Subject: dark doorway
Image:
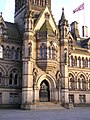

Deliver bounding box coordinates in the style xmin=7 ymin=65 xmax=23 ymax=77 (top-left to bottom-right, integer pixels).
xmin=39 ymin=80 xmax=50 ymax=102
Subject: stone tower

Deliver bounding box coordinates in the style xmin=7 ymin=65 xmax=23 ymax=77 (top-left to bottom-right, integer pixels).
xmin=58 ymin=8 xmax=69 ymax=106
xmin=15 ymin=0 xmax=57 ymax=110
xmin=14 ymin=0 xmax=51 ymax=35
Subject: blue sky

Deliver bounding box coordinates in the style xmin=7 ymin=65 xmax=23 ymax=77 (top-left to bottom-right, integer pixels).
xmin=0 ymin=0 xmax=90 ymax=36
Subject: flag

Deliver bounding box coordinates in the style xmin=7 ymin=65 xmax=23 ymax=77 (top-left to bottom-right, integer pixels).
xmin=73 ymin=3 xmax=84 ymax=14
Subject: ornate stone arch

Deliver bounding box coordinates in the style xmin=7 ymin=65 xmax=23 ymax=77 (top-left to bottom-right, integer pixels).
xmin=37 ymin=74 xmax=56 ymax=90
xmin=77 ymin=72 xmax=87 ymax=90
xmin=37 ymin=74 xmax=56 ymax=102
xmin=0 ymin=65 xmax=6 ymax=75
xmin=77 ymin=72 xmax=87 ymax=80
xmin=48 ymin=42 xmax=56 ymax=59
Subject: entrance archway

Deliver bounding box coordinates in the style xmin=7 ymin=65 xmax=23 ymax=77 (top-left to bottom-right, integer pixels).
xmin=39 ymin=80 xmax=50 ymax=102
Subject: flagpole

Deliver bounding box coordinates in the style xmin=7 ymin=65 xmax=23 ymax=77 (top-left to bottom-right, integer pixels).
xmin=83 ymin=2 xmax=85 ymax=26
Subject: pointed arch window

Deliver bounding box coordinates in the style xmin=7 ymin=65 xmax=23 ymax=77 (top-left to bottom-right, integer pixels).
xmin=81 ymin=57 xmax=84 ymax=68
xmin=40 ymin=43 xmax=46 ymax=58
xmin=77 ymin=57 xmax=81 ymax=67
xmin=49 ymin=44 xmax=56 ymax=59
xmin=77 ymin=79 xmax=81 ymax=89
xmin=11 ymin=47 xmax=15 ymax=60
xmin=74 ymin=56 xmax=77 ymax=66
xmin=77 ymin=74 xmax=86 ymax=90
xmin=69 ymin=73 xmax=75 ymax=90
xmin=15 ymin=48 xmax=21 ymax=61
xmin=85 ymin=58 xmax=88 ymax=68
xmin=69 ymin=55 xmax=73 ymax=67
xmin=5 ymin=46 xmax=10 ymax=59
xmin=9 ymin=68 xmax=20 ymax=86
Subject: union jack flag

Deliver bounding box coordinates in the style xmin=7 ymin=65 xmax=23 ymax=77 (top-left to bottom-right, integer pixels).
xmin=73 ymin=3 xmax=84 ymax=14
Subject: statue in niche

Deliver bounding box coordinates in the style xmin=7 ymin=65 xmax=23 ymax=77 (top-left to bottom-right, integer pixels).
xmin=56 ymin=71 xmax=61 ymax=89
xmin=33 ymin=68 xmax=38 ymax=86
xmin=28 ymin=42 xmax=32 ymax=57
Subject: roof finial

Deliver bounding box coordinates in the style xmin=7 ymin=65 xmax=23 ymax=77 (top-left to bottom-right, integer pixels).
xmin=0 ymin=12 xmax=2 ymax=17
xmin=62 ymin=8 xmax=64 ymax=13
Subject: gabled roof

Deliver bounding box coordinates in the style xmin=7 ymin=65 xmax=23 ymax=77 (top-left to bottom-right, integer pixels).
xmin=34 ymin=6 xmax=58 ymax=35
xmin=5 ymin=22 xmax=21 ymax=40
xmin=0 ymin=13 xmax=21 ymax=41
xmin=40 ymin=20 xmax=55 ymax=36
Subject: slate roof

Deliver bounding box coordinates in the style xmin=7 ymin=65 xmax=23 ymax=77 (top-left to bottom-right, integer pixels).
xmin=39 ymin=20 xmax=55 ymax=36
xmin=80 ymin=38 xmax=90 ymax=48
xmin=5 ymin=22 xmax=21 ymax=41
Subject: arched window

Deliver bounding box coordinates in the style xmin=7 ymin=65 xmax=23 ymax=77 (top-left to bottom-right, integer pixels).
xmin=9 ymin=68 xmax=20 ymax=86
xmin=69 ymin=73 xmax=75 ymax=90
xmin=77 ymin=57 xmax=81 ymax=67
xmin=15 ymin=48 xmax=21 ymax=61
xmin=74 ymin=56 xmax=77 ymax=66
xmin=52 ymin=46 xmax=55 ymax=59
xmin=5 ymin=46 xmax=10 ymax=59
xmin=77 ymin=79 xmax=81 ymax=89
xmin=77 ymin=74 xmax=86 ymax=90
xmin=49 ymin=44 xmax=56 ymax=59
xmin=69 ymin=55 xmax=73 ymax=67
xmin=40 ymin=43 xmax=46 ymax=58
xmin=11 ymin=47 xmax=15 ymax=60
xmin=81 ymin=57 xmax=84 ymax=68
xmin=0 ymin=45 xmax=3 ymax=58
xmin=85 ymin=58 xmax=88 ymax=68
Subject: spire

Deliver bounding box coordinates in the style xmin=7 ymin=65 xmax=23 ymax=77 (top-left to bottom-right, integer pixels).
xmin=61 ymin=8 xmax=66 ymax=21
xmin=0 ymin=12 xmax=4 ymax=24
xmin=59 ymin=8 xmax=68 ymax=26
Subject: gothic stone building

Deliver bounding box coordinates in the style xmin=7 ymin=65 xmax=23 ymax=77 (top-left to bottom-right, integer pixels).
xmin=0 ymin=0 xmax=90 ymax=109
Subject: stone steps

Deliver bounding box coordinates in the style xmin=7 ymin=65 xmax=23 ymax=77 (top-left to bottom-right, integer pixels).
xmin=35 ymin=102 xmax=64 ymax=110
